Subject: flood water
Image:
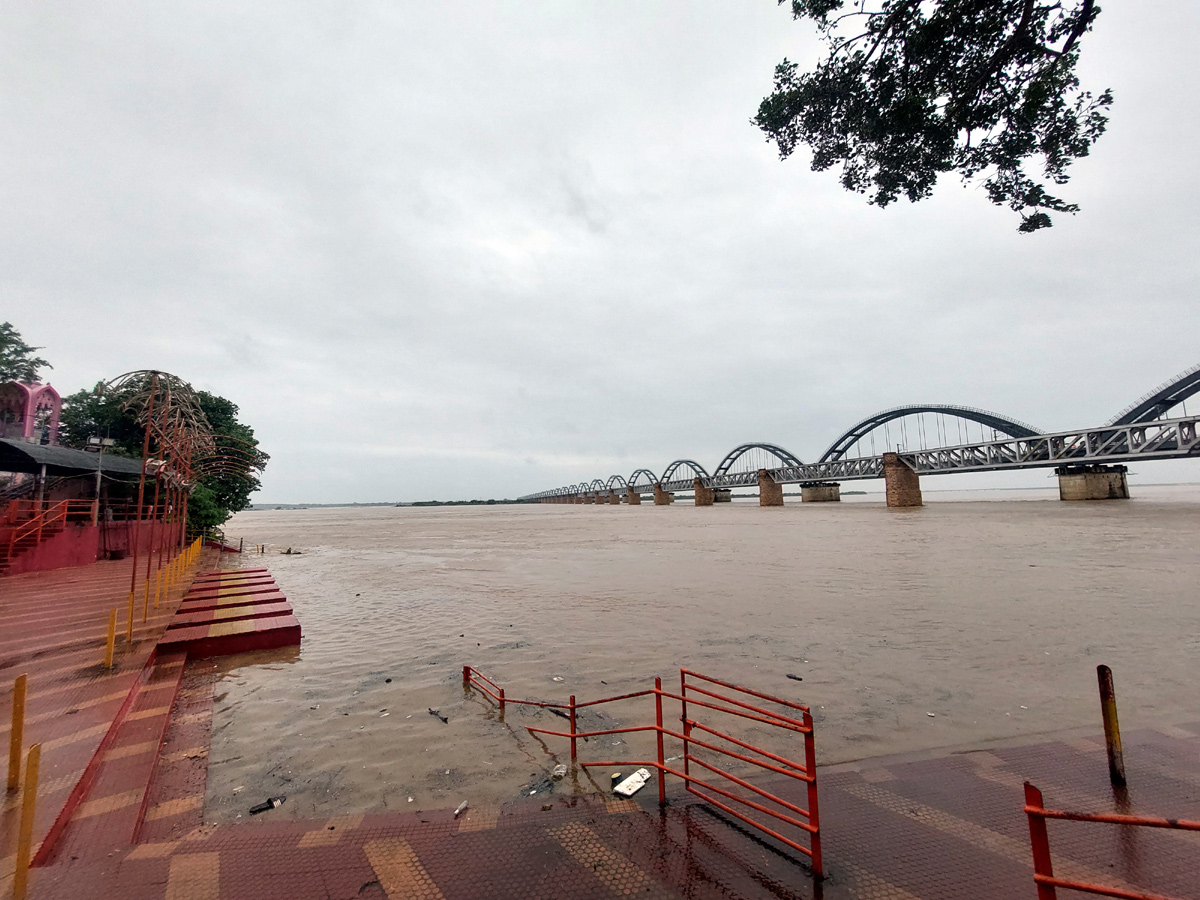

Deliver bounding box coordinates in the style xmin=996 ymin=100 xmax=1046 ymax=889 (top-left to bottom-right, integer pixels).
xmin=204 ymin=486 xmax=1200 ymax=823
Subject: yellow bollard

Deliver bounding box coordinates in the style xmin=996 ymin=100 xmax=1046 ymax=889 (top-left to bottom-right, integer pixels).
xmin=142 ymin=577 xmax=151 ymax=623
xmin=12 ymin=742 xmax=41 ymax=900
xmin=7 ymin=673 xmax=27 ymax=791
xmin=1097 ymin=665 xmax=1126 ymax=786
xmin=126 ymin=590 xmax=135 ymax=642
xmin=153 ymin=570 xmax=161 ymax=609
xmin=104 ymin=610 xmax=117 ymax=669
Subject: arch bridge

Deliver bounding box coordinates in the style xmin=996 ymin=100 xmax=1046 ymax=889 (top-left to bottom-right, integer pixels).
xmin=526 ymin=364 xmax=1200 ymax=508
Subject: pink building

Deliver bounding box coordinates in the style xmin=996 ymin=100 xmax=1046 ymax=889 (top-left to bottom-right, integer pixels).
xmin=0 ymin=380 xmax=62 ymax=444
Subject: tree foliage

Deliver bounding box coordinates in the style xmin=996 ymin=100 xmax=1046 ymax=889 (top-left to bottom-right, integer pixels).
xmin=0 ymin=322 xmax=52 ymax=382
xmin=753 ymin=0 xmax=1111 ymax=231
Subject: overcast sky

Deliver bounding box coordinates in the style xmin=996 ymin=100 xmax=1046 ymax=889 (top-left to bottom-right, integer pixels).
xmin=4 ymin=2 xmax=1199 ymax=502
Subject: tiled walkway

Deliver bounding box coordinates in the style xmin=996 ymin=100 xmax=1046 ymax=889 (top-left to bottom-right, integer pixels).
xmin=4 ymin=556 xmax=1198 ymax=899
xmin=0 ymin=552 xmax=203 ymax=897
xmin=13 ymin=722 xmax=1200 ymax=900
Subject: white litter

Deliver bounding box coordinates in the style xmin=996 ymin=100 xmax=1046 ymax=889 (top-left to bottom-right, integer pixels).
xmin=926 ymin=712 xmax=936 ymax=717
xmin=614 ymin=768 xmax=652 ymax=798
xmin=454 ymin=801 xmax=469 ymax=818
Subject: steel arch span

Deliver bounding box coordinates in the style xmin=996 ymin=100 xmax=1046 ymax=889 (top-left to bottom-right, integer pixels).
xmin=818 ymin=404 xmax=1043 ymax=462
xmin=605 ymin=474 xmax=628 ymax=490
xmin=712 ymin=443 xmax=803 ymax=476
xmin=660 ymin=459 xmax=709 ymax=482
xmin=628 ymin=468 xmax=658 ymax=489
xmin=1108 ymin=362 xmax=1200 ymax=426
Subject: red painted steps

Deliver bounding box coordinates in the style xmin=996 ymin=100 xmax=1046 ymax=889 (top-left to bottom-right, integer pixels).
xmin=158 ymin=566 xmax=302 ymax=659
xmin=38 ymin=651 xmax=187 ymax=863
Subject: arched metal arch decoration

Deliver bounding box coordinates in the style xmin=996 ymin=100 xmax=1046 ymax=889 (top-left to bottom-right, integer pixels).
xmin=1108 ymin=362 xmax=1200 ymax=426
xmin=589 ymin=479 xmax=607 ymax=492
xmin=628 ymin=468 xmax=658 ymax=487
xmin=660 ymin=459 xmax=710 ymax=482
xmin=712 ymin=443 xmax=803 ymax=476
xmin=605 ymin=474 xmax=627 ymax=490
xmin=818 ymin=404 xmax=1042 ymax=462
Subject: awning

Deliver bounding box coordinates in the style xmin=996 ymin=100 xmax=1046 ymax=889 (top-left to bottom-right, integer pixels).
xmin=0 ymin=439 xmax=146 ymax=477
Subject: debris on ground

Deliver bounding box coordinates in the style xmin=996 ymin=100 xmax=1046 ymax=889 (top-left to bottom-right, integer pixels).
xmin=428 ymin=708 xmax=448 ymax=723
xmin=551 ymin=764 xmax=568 ymax=780
xmin=541 ymin=804 xmax=553 ymax=811
xmin=614 ymin=769 xmax=652 ymax=798
xmin=249 ymin=796 xmax=286 ymax=815
xmin=926 ymin=712 xmax=936 ymax=717
xmin=785 ymin=673 xmax=803 ymax=682
xmin=548 ymin=708 xmax=570 ymax=721
xmin=520 ymin=773 xmax=555 ymax=798
xmin=453 ymin=801 xmax=469 ymax=818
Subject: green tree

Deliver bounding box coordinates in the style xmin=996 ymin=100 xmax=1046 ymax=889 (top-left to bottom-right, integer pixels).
xmin=754 ymin=1 xmax=1111 ymax=232
xmin=0 ymin=322 xmax=52 ymax=382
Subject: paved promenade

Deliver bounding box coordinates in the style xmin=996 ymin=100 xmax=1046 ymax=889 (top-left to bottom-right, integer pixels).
xmin=3 ymin=557 xmax=1198 ymax=899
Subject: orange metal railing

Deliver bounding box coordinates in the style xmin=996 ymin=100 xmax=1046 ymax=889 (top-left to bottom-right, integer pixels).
xmin=463 ymin=665 xmax=822 ymax=877
xmin=1024 ymin=782 xmax=1200 ymax=900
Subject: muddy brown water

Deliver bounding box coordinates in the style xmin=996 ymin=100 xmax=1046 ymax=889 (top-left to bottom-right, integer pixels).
xmin=204 ymin=486 xmax=1200 ymax=823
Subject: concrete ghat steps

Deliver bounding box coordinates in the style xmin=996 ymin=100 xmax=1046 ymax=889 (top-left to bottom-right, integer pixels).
xmin=37 ymin=652 xmax=186 ymax=864
xmin=158 ymin=568 xmax=301 ymax=659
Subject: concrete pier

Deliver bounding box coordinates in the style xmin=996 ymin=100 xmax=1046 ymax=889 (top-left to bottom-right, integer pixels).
xmin=693 ymin=478 xmax=714 ymax=506
xmin=757 ymin=469 xmax=783 ymax=506
xmin=801 ymin=482 xmax=841 ymax=502
xmin=609 ymin=491 xmax=621 ymax=505
xmin=626 ymin=488 xmax=641 ymax=505
xmin=653 ymin=483 xmax=674 ymax=505
xmin=883 ymin=453 xmax=922 ymax=508
xmin=584 ymin=493 xmax=596 ymax=504
xmin=1057 ymin=464 xmax=1130 ymax=500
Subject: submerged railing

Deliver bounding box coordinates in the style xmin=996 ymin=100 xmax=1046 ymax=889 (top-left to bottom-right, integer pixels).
xmin=462 ymin=665 xmax=822 ymax=877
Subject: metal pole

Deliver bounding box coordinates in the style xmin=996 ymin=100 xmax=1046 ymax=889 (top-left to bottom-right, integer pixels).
xmin=12 ymin=743 xmax=41 ymax=900
xmin=1024 ymin=782 xmax=1058 ymax=900
xmin=680 ymin=670 xmax=690 ymax=787
xmin=569 ymin=695 xmax=577 ymax=762
xmin=7 ymin=673 xmax=27 ymax=791
xmin=804 ymin=709 xmax=822 ymax=878
xmin=654 ymin=677 xmax=666 ymax=804
xmin=104 ymin=610 xmax=117 ymax=669
xmin=143 ymin=471 xmax=162 ymax=622
xmin=92 ymin=445 xmax=103 ymax=527
xmin=1097 ymin=665 xmax=1126 ymax=786
xmin=127 ymin=374 xmax=157 ymax=630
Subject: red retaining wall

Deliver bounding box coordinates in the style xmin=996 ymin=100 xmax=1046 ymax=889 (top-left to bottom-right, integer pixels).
xmin=4 ymin=521 xmax=184 ymax=577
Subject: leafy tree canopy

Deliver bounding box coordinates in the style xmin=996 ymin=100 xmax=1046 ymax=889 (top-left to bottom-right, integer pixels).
xmin=754 ymin=0 xmax=1111 ymax=232
xmin=0 ymin=322 xmax=52 ymax=382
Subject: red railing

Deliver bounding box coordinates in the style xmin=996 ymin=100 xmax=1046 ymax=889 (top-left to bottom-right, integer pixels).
xmin=3 ymin=500 xmax=96 ymax=559
xmin=1024 ymin=782 xmax=1200 ymax=900
xmin=3 ymin=499 xmax=168 ymax=527
xmin=462 ymin=665 xmax=822 ymax=877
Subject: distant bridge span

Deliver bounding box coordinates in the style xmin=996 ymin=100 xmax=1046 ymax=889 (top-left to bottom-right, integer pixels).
xmin=526 ymin=364 xmax=1200 ymax=507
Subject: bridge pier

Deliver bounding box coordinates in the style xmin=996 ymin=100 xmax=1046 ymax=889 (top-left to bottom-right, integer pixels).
xmin=1056 ymin=465 xmax=1129 ymax=500
xmin=883 ymin=453 xmax=922 ymax=507
xmin=584 ymin=493 xmax=596 ymax=504
xmin=609 ymin=491 xmax=621 ymax=505
xmin=627 ymin=488 xmax=641 ymax=505
xmin=653 ymin=483 xmax=673 ymax=505
xmin=801 ymin=482 xmax=841 ymax=502
xmin=714 ymin=489 xmax=731 ymax=503
xmin=757 ymin=469 xmax=784 ymax=506
xmin=693 ymin=478 xmax=714 ymax=506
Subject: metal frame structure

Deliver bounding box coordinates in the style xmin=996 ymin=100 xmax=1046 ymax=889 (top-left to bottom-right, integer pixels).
xmin=463 ymin=666 xmax=822 ymax=877
xmin=818 ymin=404 xmax=1042 ymax=462
xmin=1024 ymin=782 xmax=1200 ymax=899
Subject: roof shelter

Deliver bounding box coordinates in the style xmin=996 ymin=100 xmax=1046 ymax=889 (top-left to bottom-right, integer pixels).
xmin=0 ymin=438 xmax=145 ymax=477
